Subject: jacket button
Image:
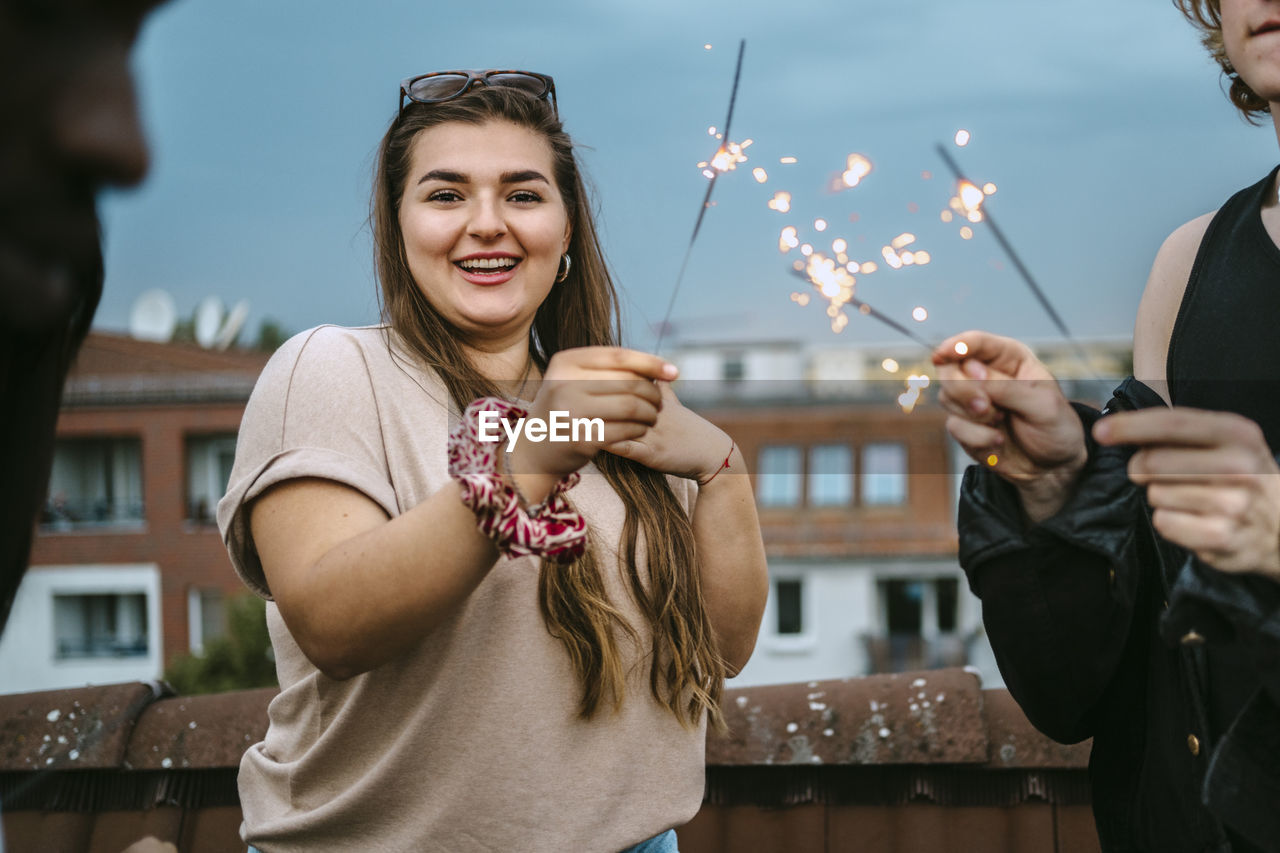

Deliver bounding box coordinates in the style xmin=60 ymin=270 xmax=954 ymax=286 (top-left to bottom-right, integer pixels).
xmin=1187 ymin=734 xmax=1200 ymax=756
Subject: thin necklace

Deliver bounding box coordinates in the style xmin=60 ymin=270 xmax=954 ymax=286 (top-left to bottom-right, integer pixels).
xmin=513 ymin=357 xmax=534 ymax=402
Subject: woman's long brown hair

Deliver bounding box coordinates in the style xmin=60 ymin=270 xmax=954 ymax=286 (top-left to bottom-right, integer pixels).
xmin=372 ymin=86 xmax=724 ymax=728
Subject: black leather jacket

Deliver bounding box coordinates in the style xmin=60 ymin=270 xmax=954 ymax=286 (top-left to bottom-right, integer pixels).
xmin=959 ymin=376 xmax=1280 ymax=853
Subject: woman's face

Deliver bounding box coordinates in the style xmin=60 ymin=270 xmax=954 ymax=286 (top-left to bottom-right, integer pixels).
xmin=1221 ymin=0 xmax=1280 ymax=106
xmin=397 ymin=119 xmax=571 ymax=346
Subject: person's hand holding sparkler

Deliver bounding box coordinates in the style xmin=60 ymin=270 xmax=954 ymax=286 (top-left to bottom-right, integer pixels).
xmin=933 ymin=330 xmax=1087 ymax=523
xmin=606 ymin=382 xmax=738 ymax=485
xmin=507 ymin=347 xmax=676 ymax=502
xmin=1095 ymin=409 xmax=1280 ymax=583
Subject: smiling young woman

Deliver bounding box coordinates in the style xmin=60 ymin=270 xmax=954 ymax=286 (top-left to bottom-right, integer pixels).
xmin=216 ymin=77 xmax=767 ymax=852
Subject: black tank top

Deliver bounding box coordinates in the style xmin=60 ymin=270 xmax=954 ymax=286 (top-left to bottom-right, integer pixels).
xmin=1164 ymin=166 xmax=1280 ymax=814
xmin=1167 ymin=165 xmax=1280 ymax=449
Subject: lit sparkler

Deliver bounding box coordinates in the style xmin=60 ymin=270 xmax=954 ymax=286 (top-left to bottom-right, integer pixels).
xmin=654 ymin=39 xmax=747 ymax=353
xmin=935 ymin=141 xmax=1095 ymax=374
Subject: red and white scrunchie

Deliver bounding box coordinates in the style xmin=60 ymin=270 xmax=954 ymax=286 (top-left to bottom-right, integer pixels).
xmin=447 ymin=397 xmax=587 ymax=563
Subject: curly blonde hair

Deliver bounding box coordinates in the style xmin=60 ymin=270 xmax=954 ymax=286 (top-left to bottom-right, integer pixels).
xmin=1174 ymin=0 xmax=1271 ymax=121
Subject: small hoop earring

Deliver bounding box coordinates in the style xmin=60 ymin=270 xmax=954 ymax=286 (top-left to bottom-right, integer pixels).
xmin=555 ymin=253 xmax=572 ymax=283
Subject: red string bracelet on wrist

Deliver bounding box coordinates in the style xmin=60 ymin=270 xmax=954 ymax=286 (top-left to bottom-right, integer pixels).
xmin=697 ymin=439 xmax=736 ymax=487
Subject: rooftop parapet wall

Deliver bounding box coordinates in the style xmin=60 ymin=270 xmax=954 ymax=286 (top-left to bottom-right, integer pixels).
xmin=0 ymin=671 xmax=1096 ymax=853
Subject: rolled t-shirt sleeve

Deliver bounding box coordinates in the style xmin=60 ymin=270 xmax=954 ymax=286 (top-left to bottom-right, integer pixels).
xmin=217 ymin=326 xmax=400 ymax=599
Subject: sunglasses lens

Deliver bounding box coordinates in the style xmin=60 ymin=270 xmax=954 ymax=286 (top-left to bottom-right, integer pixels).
xmin=406 ymin=73 xmax=471 ymax=102
xmin=486 ymin=72 xmax=549 ymax=97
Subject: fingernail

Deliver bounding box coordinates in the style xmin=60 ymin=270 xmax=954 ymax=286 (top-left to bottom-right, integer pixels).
xmin=971 ymin=396 xmax=989 ymax=414
xmin=662 ymin=363 xmax=679 ymax=379
xmin=1093 ymin=420 xmax=1110 ymax=441
xmin=963 ymin=360 xmax=987 ymax=380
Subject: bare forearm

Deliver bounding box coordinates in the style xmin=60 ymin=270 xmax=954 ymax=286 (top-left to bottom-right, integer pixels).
xmin=691 ymin=449 xmax=768 ymax=674
xmin=255 ymin=480 xmax=498 ymax=679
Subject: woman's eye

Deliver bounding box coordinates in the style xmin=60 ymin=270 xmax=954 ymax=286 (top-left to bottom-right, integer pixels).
xmin=509 ymin=190 xmax=542 ymax=203
xmin=428 ymin=189 xmax=462 ymax=202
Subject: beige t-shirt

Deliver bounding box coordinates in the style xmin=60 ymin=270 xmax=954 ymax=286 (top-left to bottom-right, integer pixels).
xmin=217 ymin=325 xmax=706 ymax=853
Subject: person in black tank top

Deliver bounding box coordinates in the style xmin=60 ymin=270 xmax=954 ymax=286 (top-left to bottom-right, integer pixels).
xmin=926 ymin=2 xmax=1280 ymax=851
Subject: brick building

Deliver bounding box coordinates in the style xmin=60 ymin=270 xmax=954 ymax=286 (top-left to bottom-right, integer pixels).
xmin=0 ymin=333 xmax=269 ymax=693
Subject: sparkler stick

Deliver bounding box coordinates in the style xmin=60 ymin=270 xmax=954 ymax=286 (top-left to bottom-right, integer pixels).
xmin=787 ymin=268 xmax=937 ymax=351
xmin=653 ymin=39 xmax=746 ymax=354
xmin=934 ymin=143 xmax=1097 ymax=376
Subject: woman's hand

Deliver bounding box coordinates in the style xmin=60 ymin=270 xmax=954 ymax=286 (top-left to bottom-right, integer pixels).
xmin=507 ymin=347 xmax=676 ymax=499
xmin=1096 ymin=408 xmax=1280 ymax=583
xmin=933 ymin=330 xmax=1087 ymax=523
xmin=605 ymin=382 xmax=732 ymax=483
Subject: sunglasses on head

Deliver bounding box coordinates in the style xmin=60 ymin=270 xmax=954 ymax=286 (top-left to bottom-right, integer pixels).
xmin=398 ymin=70 xmax=558 ymax=118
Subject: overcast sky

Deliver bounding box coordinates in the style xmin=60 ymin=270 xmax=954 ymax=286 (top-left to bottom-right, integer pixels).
xmin=95 ymin=0 xmax=1280 ymax=354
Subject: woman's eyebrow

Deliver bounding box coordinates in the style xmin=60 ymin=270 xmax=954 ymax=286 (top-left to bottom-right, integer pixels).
xmin=500 ymin=170 xmax=549 ymax=184
xmin=417 ymin=169 xmax=467 ymax=185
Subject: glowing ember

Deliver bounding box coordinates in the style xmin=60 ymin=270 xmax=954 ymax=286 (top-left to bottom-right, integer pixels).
xmin=704 ymin=43 xmax=712 ymax=49
xmin=832 ymin=238 xmax=847 ymax=254
xmin=860 ymin=261 xmax=878 ymax=274
xmin=790 ymin=291 xmax=811 ymax=306
xmin=780 ymin=156 xmax=798 ymax=164
xmin=768 ymin=191 xmax=792 ymax=213
xmin=841 ymin=153 xmax=873 ymax=188
xmin=882 ymin=358 xmax=900 ymax=373
xmin=778 ymin=225 xmax=799 ymax=252
xmin=891 ymin=232 xmax=916 ymax=250
xmin=959 ymin=226 xmax=974 ymax=240
xmin=983 ymin=182 xmax=997 ymax=195
xmin=709 ymin=138 xmax=751 ymax=173
xmin=940 ymin=210 xmax=954 ymax=223
xmin=954 ymin=341 xmax=969 ymax=356
xmin=752 ymin=167 xmax=768 ymax=183
xmin=814 ymin=218 xmax=828 ymax=232
xmin=954 ymin=129 xmax=971 ymax=146
xmin=958 ymin=180 xmax=985 ymax=212
xmin=708 ymin=126 xmax=717 ymax=136
xmin=898 ymin=374 xmax=931 ymax=413
xmin=800 ymin=243 xmax=814 ymax=256
xmin=912 ymin=306 xmax=928 ymax=322
xmin=882 ymin=245 xmax=904 ymax=269
xmin=913 ymin=250 xmax=931 ymax=265
xmin=986 ymin=454 xmax=999 ymax=467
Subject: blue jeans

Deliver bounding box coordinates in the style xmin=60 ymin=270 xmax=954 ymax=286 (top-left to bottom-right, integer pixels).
xmin=620 ymin=829 xmax=679 ymax=853
xmin=250 ymin=831 xmax=677 ymax=853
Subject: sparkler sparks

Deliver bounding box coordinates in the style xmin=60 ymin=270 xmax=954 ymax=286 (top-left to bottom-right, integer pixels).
xmin=779 ymin=156 xmax=797 ymax=164
xmin=954 ymin=129 xmax=971 ymax=147
xmin=654 ymin=39 xmax=747 ymax=354
xmin=768 ymin=191 xmax=792 ymax=212
xmin=752 ymin=167 xmax=768 ymax=183
xmin=911 ymin=306 xmax=928 ymax=322
xmin=882 ymin=358 xmax=899 ymax=373
xmin=898 ymin=375 xmax=930 ymax=413
xmin=841 ymin=153 xmax=873 ymax=188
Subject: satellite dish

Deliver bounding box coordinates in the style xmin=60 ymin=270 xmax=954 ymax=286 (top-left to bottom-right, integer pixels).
xmin=128 ymin=289 xmax=177 ymax=343
xmin=214 ymin=299 xmax=250 ymax=350
xmin=194 ymin=296 xmax=225 ymax=348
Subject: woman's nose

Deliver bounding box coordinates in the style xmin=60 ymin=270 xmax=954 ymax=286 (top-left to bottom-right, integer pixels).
xmin=50 ymin=38 xmax=150 ymax=188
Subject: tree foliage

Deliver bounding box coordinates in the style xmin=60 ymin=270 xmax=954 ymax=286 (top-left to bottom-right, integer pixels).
xmin=164 ymin=594 xmax=277 ymax=695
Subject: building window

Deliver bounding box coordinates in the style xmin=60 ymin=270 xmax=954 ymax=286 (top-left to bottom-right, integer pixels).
xmin=861 ymin=442 xmax=907 ymax=506
xmin=757 ymin=445 xmax=802 ymax=507
xmin=186 ymin=435 xmax=238 ymax=523
xmin=722 ymin=353 xmax=745 ymax=383
xmin=53 ymin=593 xmax=148 ymax=658
xmin=188 ymin=587 xmax=227 ymax=655
xmin=808 ymin=444 xmax=852 ymax=506
xmin=43 ymin=438 xmax=144 ymax=528
xmin=775 ymin=579 xmax=804 ymax=635
xmin=869 ymin=577 xmax=964 ymax=673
